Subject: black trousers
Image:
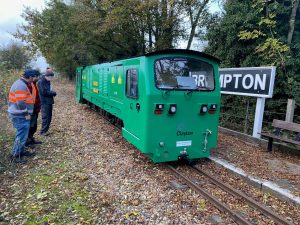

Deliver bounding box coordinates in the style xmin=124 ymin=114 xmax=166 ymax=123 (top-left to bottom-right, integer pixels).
xmin=28 ymin=112 xmax=39 ymax=139
xmin=41 ymin=104 xmax=53 ymax=134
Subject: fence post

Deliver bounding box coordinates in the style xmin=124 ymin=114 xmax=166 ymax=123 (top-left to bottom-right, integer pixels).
xmin=285 ymin=99 xmax=295 ymax=122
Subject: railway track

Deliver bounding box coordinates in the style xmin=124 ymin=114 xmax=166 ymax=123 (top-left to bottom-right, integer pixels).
xmin=167 ymin=164 xmax=294 ymax=225
xmin=87 ymin=104 xmax=295 ymax=224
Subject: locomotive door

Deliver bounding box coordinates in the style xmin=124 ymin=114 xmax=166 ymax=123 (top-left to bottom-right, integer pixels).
xmin=124 ymin=68 xmax=141 ymax=138
xmin=75 ymin=67 xmax=83 ymax=103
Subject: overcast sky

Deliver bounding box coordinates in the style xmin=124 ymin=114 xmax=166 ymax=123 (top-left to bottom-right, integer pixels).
xmin=0 ymin=0 xmax=48 ymax=69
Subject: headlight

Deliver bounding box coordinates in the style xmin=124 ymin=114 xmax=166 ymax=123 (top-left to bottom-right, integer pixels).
xmin=169 ymin=104 xmax=177 ymax=114
xmin=200 ymin=104 xmax=208 ymax=114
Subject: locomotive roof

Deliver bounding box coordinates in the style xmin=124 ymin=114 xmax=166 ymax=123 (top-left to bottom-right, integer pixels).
xmin=144 ymin=49 xmax=220 ymax=64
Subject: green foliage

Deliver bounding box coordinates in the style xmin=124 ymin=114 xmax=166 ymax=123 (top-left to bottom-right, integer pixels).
xmin=205 ymin=0 xmax=300 ymax=131
xmin=0 ymin=67 xmax=20 ymax=171
xmin=16 ymin=2 xmax=81 ymax=79
xmin=207 ymin=0 xmax=300 ymax=92
xmin=205 ymin=0 xmax=261 ymax=67
xmin=239 ymin=29 xmax=265 ymax=40
xmin=255 ymin=37 xmax=289 ymax=60
xmin=0 ymin=42 xmax=31 ymax=70
xmin=236 ymin=0 xmax=290 ymax=68
xmin=0 ymin=67 xmax=21 ymax=108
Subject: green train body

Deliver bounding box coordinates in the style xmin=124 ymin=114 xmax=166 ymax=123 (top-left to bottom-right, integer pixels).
xmin=76 ymin=49 xmax=221 ymax=163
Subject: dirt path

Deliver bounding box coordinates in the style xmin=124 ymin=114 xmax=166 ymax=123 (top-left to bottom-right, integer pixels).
xmin=0 ymin=80 xmax=226 ymax=224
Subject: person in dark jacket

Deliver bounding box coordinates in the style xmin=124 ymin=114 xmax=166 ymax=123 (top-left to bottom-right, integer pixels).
xmin=26 ymin=72 xmax=43 ymax=145
xmin=37 ymin=69 xmax=56 ymax=136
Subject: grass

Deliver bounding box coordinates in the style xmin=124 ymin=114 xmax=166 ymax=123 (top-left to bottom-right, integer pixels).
xmin=0 ymin=134 xmax=14 ymax=172
xmin=0 ymin=68 xmax=20 ymax=172
xmin=6 ymin=161 xmax=96 ymax=224
xmin=0 ymin=66 xmax=22 ymax=173
xmin=0 ymin=75 xmax=103 ymax=224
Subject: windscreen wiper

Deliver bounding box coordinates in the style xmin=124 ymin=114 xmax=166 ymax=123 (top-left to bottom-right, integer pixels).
xmin=186 ymin=86 xmax=209 ymax=95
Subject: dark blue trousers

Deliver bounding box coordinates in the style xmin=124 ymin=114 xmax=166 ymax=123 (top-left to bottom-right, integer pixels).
xmin=28 ymin=112 xmax=39 ymax=139
xmin=41 ymin=104 xmax=53 ymax=134
xmin=11 ymin=117 xmax=30 ymax=156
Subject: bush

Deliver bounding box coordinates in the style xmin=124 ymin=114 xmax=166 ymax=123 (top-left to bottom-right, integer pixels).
xmin=0 ymin=66 xmax=21 ymax=170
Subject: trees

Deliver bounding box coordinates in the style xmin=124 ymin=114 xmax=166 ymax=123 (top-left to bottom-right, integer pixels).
xmin=206 ymin=0 xmax=300 ymax=100
xmin=182 ymin=0 xmax=211 ymax=49
xmin=0 ymin=42 xmax=31 ymax=70
xmin=205 ymin=0 xmax=260 ymax=67
xmin=205 ymin=0 xmax=300 ymax=132
xmin=16 ymin=1 xmax=80 ymax=79
xmin=15 ymin=0 xmax=218 ymax=78
xmin=237 ymin=0 xmax=300 ymax=102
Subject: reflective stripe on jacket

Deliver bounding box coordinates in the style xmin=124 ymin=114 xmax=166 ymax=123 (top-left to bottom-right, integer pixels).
xmin=31 ymin=83 xmax=37 ymax=103
xmin=27 ymin=81 xmax=41 ymax=112
xmin=8 ymin=79 xmax=35 ymax=117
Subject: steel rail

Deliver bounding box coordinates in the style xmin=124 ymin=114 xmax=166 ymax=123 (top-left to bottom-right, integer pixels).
xmin=192 ymin=166 xmax=294 ymax=225
xmin=167 ymin=165 xmax=253 ymax=225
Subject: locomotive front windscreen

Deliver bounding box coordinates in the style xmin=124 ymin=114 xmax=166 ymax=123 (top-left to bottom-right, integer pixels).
xmin=154 ymin=57 xmax=215 ymax=91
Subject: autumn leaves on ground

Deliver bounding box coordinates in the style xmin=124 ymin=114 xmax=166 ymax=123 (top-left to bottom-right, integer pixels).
xmin=0 ymin=80 xmax=224 ymax=224
xmin=1 ymin=79 xmax=300 ymax=225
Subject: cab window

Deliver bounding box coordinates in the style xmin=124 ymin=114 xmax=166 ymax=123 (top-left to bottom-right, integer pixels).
xmin=154 ymin=57 xmax=215 ymax=91
xmin=126 ymin=69 xmax=138 ymax=99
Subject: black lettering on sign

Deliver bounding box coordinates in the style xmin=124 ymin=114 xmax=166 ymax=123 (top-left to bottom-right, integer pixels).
xmin=219 ymin=67 xmax=276 ymax=98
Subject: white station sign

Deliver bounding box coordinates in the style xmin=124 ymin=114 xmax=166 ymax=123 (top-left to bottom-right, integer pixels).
xmin=219 ymin=67 xmax=276 ymax=98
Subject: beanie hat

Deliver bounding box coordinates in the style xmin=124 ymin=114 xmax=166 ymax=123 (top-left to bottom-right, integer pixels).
xmin=23 ymin=69 xmax=40 ymax=78
xmin=45 ymin=69 xmax=54 ymax=77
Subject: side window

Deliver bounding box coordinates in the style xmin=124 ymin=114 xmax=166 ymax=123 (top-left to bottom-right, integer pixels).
xmin=126 ymin=69 xmax=138 ymax=99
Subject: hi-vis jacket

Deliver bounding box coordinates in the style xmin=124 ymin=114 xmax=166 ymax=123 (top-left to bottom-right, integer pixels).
xmin=8 ymin=79 xmax=36 ymax=118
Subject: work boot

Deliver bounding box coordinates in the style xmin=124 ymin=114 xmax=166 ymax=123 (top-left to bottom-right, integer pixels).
xmin=40 ymin=131 xmax=49 ymax=136
xmin=20 ymin=151 xmax=36 ymax=157
xmin=10 ymin=155 xmax=27 ymax=164
xmin=25 ymin=138 xmax=34 ymax=147
xmin=31 ymin=137 xmax=42 ymax=145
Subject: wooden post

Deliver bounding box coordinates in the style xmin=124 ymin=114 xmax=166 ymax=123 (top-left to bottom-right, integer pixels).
xmin=285 ymin=99 xmax=295 ymax=122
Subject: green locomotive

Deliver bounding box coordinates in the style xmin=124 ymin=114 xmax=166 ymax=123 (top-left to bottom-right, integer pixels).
xmin=76 ymin=49 xmax=220 ymax=163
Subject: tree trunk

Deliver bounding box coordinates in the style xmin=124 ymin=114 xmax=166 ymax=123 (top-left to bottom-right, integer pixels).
xmin=142 ymin=29 xmax=146 ymax=54
xmin=287 ymin=0 xmax=299 ymax=44
xmin=186 ymin=0 xmax=210 ymax=50
xmin=148 ymin=27 xmax=153 ymax=49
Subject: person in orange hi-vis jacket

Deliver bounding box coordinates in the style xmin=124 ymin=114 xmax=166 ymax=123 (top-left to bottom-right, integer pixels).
xmin=8 ymin=69 xmax=39 ymax=163
xmin=26 ymin=72 xmax=43 ymax=146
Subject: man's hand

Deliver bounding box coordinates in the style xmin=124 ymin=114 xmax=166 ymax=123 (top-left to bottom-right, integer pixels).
xmin=25 ymin=115 xmax=31 ymax=120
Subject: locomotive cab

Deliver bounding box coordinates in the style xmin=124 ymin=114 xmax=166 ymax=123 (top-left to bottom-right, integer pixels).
xmin=138 ymin=50 xmax=220 ymax=163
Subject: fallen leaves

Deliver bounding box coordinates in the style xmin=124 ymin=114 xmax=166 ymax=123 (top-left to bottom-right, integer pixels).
xmin=1 ymin=80 xmax=299 ymax=224
xmin=214 ymin=133 xmax=300 ymax=191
